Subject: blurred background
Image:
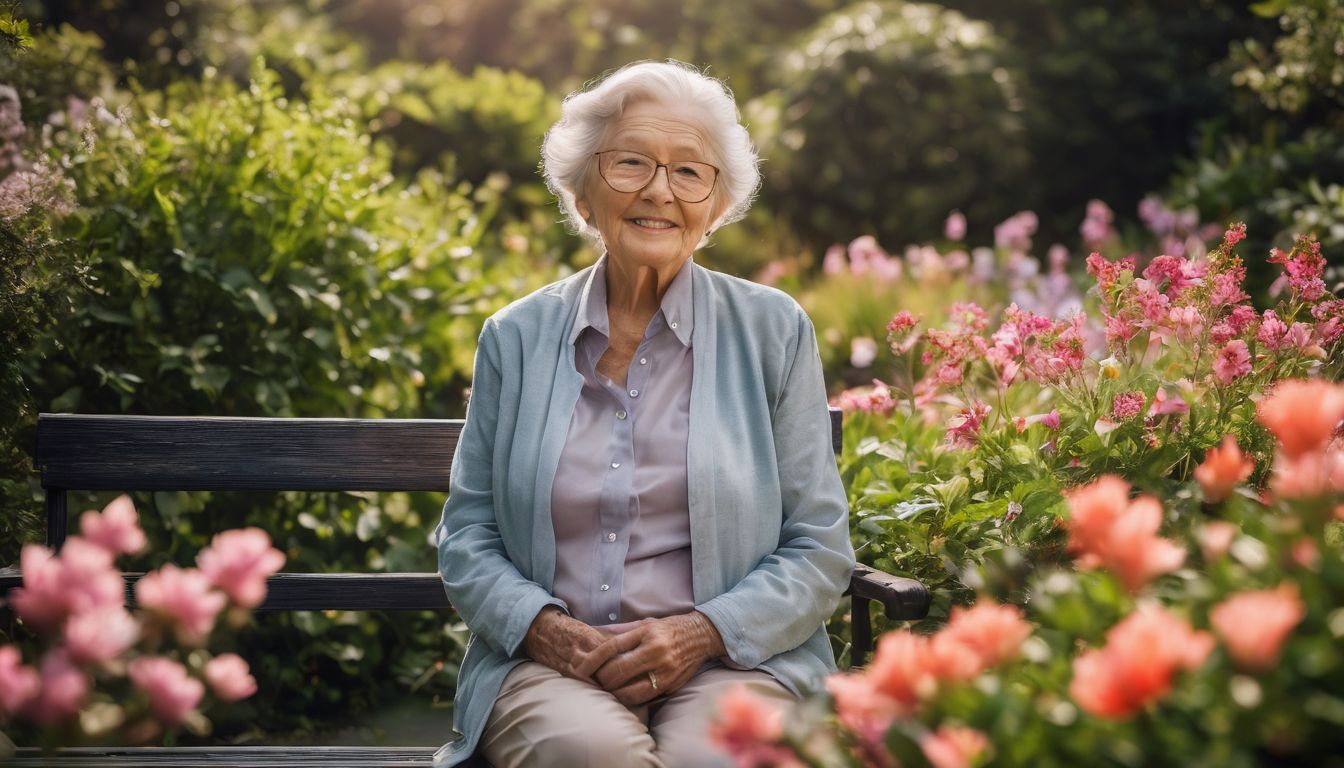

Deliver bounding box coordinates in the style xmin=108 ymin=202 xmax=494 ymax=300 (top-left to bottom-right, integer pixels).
xmin=2 ymin=0 xmax=1341 ymax=745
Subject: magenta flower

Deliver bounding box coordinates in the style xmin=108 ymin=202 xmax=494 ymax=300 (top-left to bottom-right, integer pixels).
xmin=129 ymin=656 xmax=205 ymax=726
xmin=946 ymin=401 xmax=992 ymax=449
xmin=1147 ymin=388 xmax=1189 ymax=417
xmin=832 ymin=381 xmax=898 ymax=416
xmin=135 ymin=565 xmax=227 ymax=644
xmin=1258 ymin=310 xmax=1288 ymax=350
xmin=64 ymin=606 xmax=140 ymax=665
xmin=80 ymin=494 xmax=147 ymax=557
xmin=203 ymin=653 xmax=259 ymax=702
xmin=1111 ymin=391 xmax=1145 ymax=421
xmin=29 ymin=651 xmax=90 ymax=726
xmin=1222 ymin=223 xmax=1247 ymax=247
xmin=1268 ymin=236 xmax=1326 ymax=302
xmin=197 ymin=528 xmax=286 ymax=609
xmin=1213 ymin=340 xmax=1252 ymax=386
xmin=0 ymin=646 xmax=40 ymax=715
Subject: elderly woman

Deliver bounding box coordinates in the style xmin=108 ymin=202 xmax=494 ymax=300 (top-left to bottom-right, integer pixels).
xmin=433 ymin=60 xmax=854 ymax=768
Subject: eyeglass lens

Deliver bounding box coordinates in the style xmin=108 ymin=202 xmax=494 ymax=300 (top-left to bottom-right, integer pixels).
xmin=596 ymin=150 xmax=717 ymax=203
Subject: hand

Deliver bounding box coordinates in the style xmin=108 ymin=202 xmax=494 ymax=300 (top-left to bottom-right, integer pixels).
xmin=591 ymin=611 xmax=726 ymax=707
xmin=521 ymin=606 xmax=624 ymax=682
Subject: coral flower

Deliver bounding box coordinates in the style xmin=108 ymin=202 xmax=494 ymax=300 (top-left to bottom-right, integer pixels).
xmin=709 ymin=684 xmax=803 ymax=768
xmin=1064 ymin=477 xmax=1185 ymax=591
xmin=80 ymin=494 xmax=147 ymax=556
xmin=1269 ymin=446 xmax=1344 ymax=500
xmin=1198 ymin=521 xmax=1239 ymax=561
xmin=867 ymin=630 xmax=938 ymax=708
xmin=197 ymin=528 xmax=286 ymax=609
xmin=135 ymin=565 xmax=227 ymax=645
xmin=129 ymin=656 xmax=205 ymax=727
xmin=1257 ymin=379 xmax=1344 ymax=458
xmin=826 ymin=673 xmax=902 ymax=745
xmin=940 ymin=601 xmax=1033 ymax=669
xmin=1194 ymin=436 xmax=1255 ymax=503
xmin=1070 ymin=605 xmax=1213 ymax=719
xmin=203 ymin=653 xmax=258 ymax=702
xmin=1210 ymin=584 xmax=1305 ymax=672
xmin=0 ymin=646 xmax=40 ymax=715
xmin=922 ymin=725 xmax=991 ymax=768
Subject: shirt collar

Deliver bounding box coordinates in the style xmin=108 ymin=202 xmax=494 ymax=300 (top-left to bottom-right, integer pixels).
xmin=568 ymin=255 xmax=695 ymax=348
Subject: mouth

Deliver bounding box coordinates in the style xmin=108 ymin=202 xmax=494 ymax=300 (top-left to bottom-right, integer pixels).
xmin=629 ymin=217 xmax=678 ymax=231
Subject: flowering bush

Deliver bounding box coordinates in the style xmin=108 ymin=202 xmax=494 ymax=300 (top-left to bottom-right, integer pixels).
xmin=830 ymin=221 xmax=1340 ymax=617
xmin=0 ymin=496 xmax=283 ymax=750
xmin=716 ymin=379 xmax=1344 ymax=765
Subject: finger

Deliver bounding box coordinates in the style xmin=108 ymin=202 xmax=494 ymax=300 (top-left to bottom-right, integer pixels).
xmin=572 ymin=635 xmax=624 ymax=680
xmin=612 ymin=678 xmax=659 ymax=708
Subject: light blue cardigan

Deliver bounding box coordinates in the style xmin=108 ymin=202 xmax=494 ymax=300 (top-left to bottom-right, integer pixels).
xmin=432 ymin=260 xmax=855 ymax=766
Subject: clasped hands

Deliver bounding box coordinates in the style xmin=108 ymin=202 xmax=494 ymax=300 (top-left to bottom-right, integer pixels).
xmin=521 ymin=606 xmax=727 ymax=707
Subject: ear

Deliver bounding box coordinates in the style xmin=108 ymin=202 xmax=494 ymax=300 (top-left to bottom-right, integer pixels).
xmin=575 ymin=197 xmax=591 ymax=222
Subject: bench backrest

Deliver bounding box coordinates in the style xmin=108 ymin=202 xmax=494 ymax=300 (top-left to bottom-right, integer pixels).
xmin=30 ymin=410 xmax=845 ymax=613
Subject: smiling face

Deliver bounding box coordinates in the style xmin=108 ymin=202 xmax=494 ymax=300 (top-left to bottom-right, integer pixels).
xmin=575 ymin=98 xmax=727 ymax=280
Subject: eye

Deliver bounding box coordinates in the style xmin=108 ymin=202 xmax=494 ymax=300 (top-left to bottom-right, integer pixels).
xmin=673 ymin=165 xmax=702 ymax=178
xmin=617 ymin=157 xmax=646 ymax=167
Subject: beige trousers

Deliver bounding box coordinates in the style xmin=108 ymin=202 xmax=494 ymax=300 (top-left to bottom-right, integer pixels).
xmin=479 ymin=661 xmax=795 ymax=768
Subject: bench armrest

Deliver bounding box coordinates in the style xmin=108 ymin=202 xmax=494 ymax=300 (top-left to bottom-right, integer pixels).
xmin=844 ymin=564 xmax=930 ymax=666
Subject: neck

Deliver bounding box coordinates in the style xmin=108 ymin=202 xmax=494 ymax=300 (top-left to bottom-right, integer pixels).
xmin=605 ymin=255 xmax=685 ymax=316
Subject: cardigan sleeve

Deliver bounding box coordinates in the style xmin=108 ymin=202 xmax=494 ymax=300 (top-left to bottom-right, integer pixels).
xmin=435 ymin=319 xmax=566 ymax=658
xmin=695 ymin=307 xmax=856 ymax=669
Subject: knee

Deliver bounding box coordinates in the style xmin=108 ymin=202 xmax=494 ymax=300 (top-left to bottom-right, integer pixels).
xmin=536 ymin=727 xmax=659 ymax=768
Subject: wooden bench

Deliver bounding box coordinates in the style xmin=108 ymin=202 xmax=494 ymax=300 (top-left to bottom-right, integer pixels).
xmin=2 ymin=411 xmax=929 ymax=766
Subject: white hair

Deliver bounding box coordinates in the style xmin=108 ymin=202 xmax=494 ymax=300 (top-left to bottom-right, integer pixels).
xmin=540 ymin=60 xmax=761 ymax=244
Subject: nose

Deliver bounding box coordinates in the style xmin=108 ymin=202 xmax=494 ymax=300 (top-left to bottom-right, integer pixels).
xmin=640 ymin=164 xmax=675 ymax=203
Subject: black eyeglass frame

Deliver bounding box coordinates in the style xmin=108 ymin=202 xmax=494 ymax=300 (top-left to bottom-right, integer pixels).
xmin=592 ymin=150 xmax=720 ymax=204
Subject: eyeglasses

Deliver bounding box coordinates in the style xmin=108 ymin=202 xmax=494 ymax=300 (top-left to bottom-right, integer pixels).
xmin=593 ymin=149 xmax=719 ymax=203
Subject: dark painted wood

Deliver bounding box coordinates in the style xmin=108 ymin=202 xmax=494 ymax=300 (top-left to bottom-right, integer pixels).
xmin=847 ymin=564 xmax=930 ymax=621
xmin=36 ymin=415 xmax=462 ymax=492
xmin=851 ymin=594 xmax=873 ymax=667
xmin=828 ymin=406 xmax=842 ymax=455
xmin=46 ymin=487 xmax=67 ymax=549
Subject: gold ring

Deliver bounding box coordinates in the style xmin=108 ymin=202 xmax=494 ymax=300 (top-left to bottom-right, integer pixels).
xmin=648 ymin=671 xmax=659 ymax=690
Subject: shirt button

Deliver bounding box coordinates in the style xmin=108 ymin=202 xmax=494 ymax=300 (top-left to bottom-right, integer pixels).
xmin=670 ymin=321 xmax=678 ymax=329
xmin=608 ymin=613 xmax=618 ymax=622
xmin=629 ymin=389 xmax=639 ymax=397
xmin=616 ymin=410 xmax=628 ymax=420
xmin=600 ymin=584 xmax=610 ymax=591
xmin=639 ymin=357 xmax=648 ymax=365
xmin=610 ymin=462 xmax=621 ymax=469
xmin=606 ymin=532 xmax=617 ymax=542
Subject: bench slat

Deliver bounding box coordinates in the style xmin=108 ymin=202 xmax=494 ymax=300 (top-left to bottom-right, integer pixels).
xmin=36 ymin=415 xmax=463 ymax=492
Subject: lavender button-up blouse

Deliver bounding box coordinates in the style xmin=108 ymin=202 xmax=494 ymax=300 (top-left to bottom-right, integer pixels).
xmin=549 ymin=255 xmax=696 ymax=628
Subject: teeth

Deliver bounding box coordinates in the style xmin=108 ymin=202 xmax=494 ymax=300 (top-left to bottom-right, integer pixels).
xmin=633 ymin=218 xmax=674 ymax=229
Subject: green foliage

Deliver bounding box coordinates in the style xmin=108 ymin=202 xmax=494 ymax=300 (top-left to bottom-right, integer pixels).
xmin=751 ymin=1 xmax=1029 ymax=249
xmin=1233 ymin=0 xmax=1344 ymax=116
xmin=1 ymin=50 xmax=558 ymax=733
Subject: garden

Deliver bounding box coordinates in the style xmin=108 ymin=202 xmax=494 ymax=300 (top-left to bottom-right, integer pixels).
xmin=1 ymin=0 xmax=1342 ymax=765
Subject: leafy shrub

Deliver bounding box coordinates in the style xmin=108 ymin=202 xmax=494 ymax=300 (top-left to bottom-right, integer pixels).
xmin=750 ymin=1 xmax=1030 ymax=249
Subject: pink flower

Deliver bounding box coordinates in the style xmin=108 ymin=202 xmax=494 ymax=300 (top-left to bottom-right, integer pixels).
xmin=826 ymin=673 xmax=901 ymax=744
xmin=29 ymin=651 xmax=90 ymax=726
xmin=1147 ymin=388 xmax=1189 ymax=417
xmin=945 ymin=210 xmax=967 ymax=241
xmin=1257 ymin=379 xmax=1344 ymax=458
xmin=1257 ymin=310 xmax=1288 ymax=350
xmin=1194 ymin=436 xmax=1255 ymax=504
xmin=940 ymin=601 xmax=1033 ymax=669
xmin=1210 ymin=584 xmax=1305 ymax=672
xmin=8 ymin=544 xmax=70 ymax=631
xmin=822 ymin=244 xmax=846 ymax=276
xmin=1268 ymin=235 xmax=1326 ymax=302
xmin=1212 ymin=340 xmax=1251 ymax=386
xmin=1222 ymin=222 xmax=1246 ymax=247
xmin=1312 ymin=299 xmax=1344 ymax=344
xmin=1087 ymin=252 xmax=1134 ymax=295
xmin=135 ymin=565 xmax=227 ymax=644
xmin=64 ymin=606 xmax=140 ymax=665
xmin=197 ymin=528 xmax=285 ymax=609
xmin=0 ymin=646 xmax=40 ymax=715
xmin=923 ymin=725 xmax=991 ymax=768
xmin=867 ymin=631 xmax=936 ymax=711
xmin=850 ymin=336 xmax=878 ymax=368
xmin=129 ymin=656 xmax=205 ymax=727
xmin=79 ymin=494 xmax=146 ymax=556
xmin=1269 ymin=449 xmax=1344 ymax=500
xmin=925 ymin=634 xmax=983 ymax=684
xmin=1111 ymin=391 xmax=1145 ymax=421
xmin=1064 ymin=476 xmax=1185 ymax=592
xmin=886 ymin=310 xmax=922 ymax=354
xmin=994 ymin=211 xmax=1037 ymax=251
xmin=945 ymin=401 xmax=991 ymax=450
xmin=1040 ymin=409 xmax=1061 ymax=430
xmin=1069 ymin=605 xmax=1213 ymax=719
xmin=833 ymin=380 xmax=897 ymax=416
xmin=710 ymin=684 xmax=803 ymax=768
xmin=203 ymin=653 xmax=258 ymax=702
